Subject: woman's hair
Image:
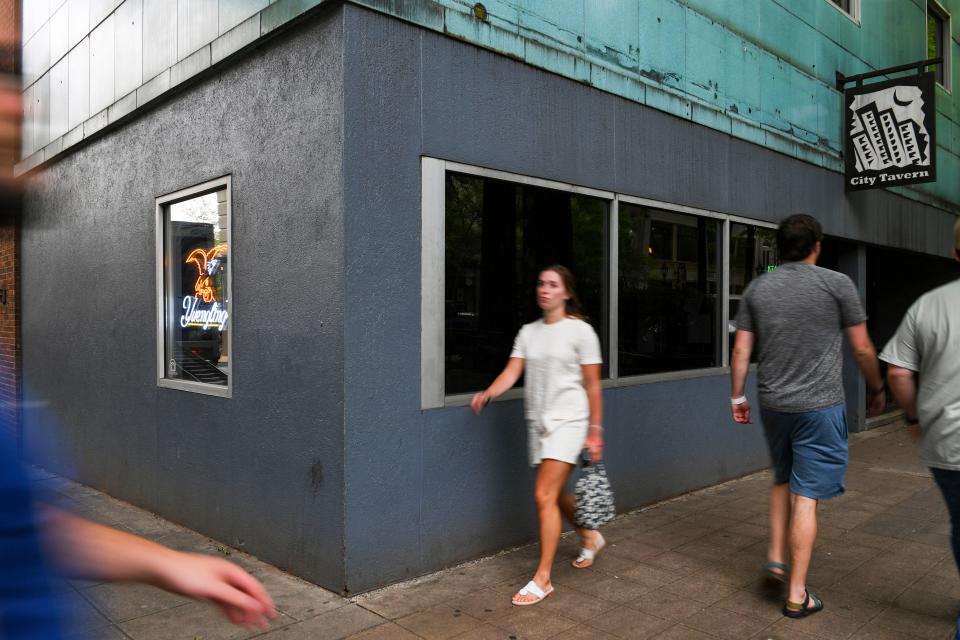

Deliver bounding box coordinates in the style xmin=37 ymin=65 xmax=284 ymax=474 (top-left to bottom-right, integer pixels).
xmin=541 ymin=264 xmax=586 ymax=319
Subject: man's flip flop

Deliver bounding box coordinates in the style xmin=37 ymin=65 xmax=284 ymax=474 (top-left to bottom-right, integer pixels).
xmin=573 ymin=533 xmax=606 ymax=568
xmin=782 ymin=590 xmax=823 ymax=618
xmin=512 ymin=580 xmax=554 ymax=606
xmin=764 ymin=561 xmax=788 ymax=584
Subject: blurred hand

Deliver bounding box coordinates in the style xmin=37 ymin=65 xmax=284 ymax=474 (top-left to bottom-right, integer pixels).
xmin=470 ymin=391 xmax=490 ymax=415
xmin=155 ymin=552 xmax=276 ymax=629
xmin=731 ymin=400 xmax=752 ymax=424
xmin=585 ymin=431 xmax=603 ymax=462
xmin=867 ymin=389 xmax=886 ymax=418
xmin=907 ymin=422 xmax=922 ymax=442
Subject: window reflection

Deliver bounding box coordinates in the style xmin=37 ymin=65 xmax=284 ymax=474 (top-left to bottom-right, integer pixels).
xmin=618 ymin=205 xmax=721 ymax=376
xmin=444 ymin=172 xmax=608 ymax=394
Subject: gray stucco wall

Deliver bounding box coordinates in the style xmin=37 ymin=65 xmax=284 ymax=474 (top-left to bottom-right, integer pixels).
xmin=20 ymin=10 xmax=347 ymax=590
xmin=341 ymin=6 xmax=957 ymax=592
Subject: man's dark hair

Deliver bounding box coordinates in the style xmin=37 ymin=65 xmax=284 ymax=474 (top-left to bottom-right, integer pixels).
xmin=777 ymin=214 xmax=823 ymax=262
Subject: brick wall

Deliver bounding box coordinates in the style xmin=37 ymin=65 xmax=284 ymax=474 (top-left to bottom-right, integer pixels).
xmin=0 ymin=0 xmax=19 ymax=442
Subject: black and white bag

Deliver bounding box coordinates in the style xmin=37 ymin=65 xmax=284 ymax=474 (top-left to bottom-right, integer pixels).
xmin=574 ymin=462 xmax=615 ymax=529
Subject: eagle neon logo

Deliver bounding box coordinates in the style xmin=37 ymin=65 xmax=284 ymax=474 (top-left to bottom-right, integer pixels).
xmin=180 ymin=243 xmax=229 ymax=331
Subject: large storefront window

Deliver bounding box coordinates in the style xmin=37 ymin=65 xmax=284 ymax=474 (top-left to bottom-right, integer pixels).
xmin=157 ymin=178 xmax=231 ymax=396
xmin=421 ymin=159 xmax=785 ymax=407
xmin=728 ymin=222 xmax=779 ymax=354
xmin=618 ymin=204 xmax=722 ymax=376
xmin=444 ymin=172 xmax=608 ymax=395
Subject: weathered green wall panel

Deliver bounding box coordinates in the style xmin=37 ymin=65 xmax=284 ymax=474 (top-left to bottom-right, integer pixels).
xmin=350 ymin=0 xmax=959 ymax=212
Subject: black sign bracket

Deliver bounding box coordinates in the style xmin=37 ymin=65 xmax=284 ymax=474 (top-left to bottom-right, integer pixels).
xmin=837 ymin=57 xmax=943 ymax=91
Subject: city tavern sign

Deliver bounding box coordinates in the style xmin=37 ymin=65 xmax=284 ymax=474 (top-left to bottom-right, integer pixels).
xmin=843 ymin=72 xmax=936 ymax=192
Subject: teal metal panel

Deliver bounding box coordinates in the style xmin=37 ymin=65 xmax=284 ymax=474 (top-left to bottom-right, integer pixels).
xmin=335 ymin=0 xmax=960 ymax=210
xmin=638 ymin=0 xmax=685 ymax=92
xmin=444 ymin=9 xmax=525 ymax=59
xmin=518 ymin=0 xmax=583 ymax=53
xmin=683 ymin=8 xmax=726 ymax=105
xmin=584 ymin=0 xmax=638 ymax=73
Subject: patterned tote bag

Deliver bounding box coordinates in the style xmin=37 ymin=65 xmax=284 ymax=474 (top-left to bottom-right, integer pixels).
xmin=574 ymin=462 xmax=615 ymax=529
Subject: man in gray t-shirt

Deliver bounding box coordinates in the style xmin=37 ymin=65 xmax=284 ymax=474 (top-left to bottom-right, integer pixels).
xmin=730 ymin=214 xmax=885 ymax=619
xmin=880 ymin=218 xmax=960 ymax=639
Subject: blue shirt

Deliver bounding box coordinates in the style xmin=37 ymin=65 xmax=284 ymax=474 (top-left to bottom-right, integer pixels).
xmin=0 ymin=436 xmax=66 ymax=639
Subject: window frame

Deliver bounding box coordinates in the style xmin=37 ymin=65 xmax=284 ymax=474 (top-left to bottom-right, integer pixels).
xmin=421 ymin=158 xmax=771 ymax=409
xmin=928 ymin=0 xmax=952 ymax=92
xmin=155 ymin=175 xmax=233 ymax=398
xmin=826 ymin=0 xmax=861 ymax=26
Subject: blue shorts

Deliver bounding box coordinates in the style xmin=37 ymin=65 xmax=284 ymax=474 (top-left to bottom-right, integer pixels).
xmin=759 ymin=403 xmax=849 ymax=501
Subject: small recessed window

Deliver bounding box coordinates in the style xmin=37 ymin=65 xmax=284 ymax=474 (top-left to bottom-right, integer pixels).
xmin=928 ymin=1 xmax=952 ymax=90
xmin=828 ymin=0 xmax=861 ymax=23
xmin=156 ymin=177 xmax=232 ymax=397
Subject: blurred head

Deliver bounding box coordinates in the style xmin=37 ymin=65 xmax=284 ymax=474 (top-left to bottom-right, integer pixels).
xmin=777 ymin=214 xmax=823 ymax=263
xmin=537 ymin=265 xmax=584 ymax=319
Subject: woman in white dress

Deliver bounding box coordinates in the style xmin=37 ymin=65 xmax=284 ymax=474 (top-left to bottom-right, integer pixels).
xmin=471 ymin=265 xmax=606 ymax=606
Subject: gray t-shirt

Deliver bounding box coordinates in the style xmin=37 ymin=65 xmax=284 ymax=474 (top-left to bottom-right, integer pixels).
xmin=879 ymin=279 xmax=960 ymax=471
xmin=736 ymin=262 xmax=867 ymax=412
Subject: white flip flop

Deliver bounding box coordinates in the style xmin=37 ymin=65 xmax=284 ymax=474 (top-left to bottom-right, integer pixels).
xmin=573 ymin=533 xmax=606 ymax=568
xmin=512 ymin=579 xmax=554 ymax=606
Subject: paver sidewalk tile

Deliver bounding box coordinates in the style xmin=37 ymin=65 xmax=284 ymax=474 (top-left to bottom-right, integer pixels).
xmin=551 ymin=624 xmax=620 ymax=639
xmin=255 ymin=604 xmax=382 ymax=639
xmin=585 ymin=604 xmax=674 ymax=638
xmin=343 ymin=621 xmax=420 ymax=639
xmin=580 ymin=574 xmax=659 ymax=603
xmin=119 ymin=601 xmax=293 ymax=640
xmin=62 ymin=590 xmax=112 ymax=633
xmin=65 ymin=625 xmax=130 ymax=640
xmin=628 ymin=589 xmax=706 ymax=622
xmin=354 ymin=576 xmax=462 ymax=620
xmin=607 ymin=537 xmax=671 ymax=562
xmin=706 ymin=588 xmax=782 ymax=623
xmin=683 ymin=605 xmax=774 ymax=640
xmin=848 ymin=617 xmax=943 ymax=639
xmin=650 ymin=623 xmax=717 ymax=639
xmin=394 ymin=603 xmax=484 ymax=639
xmin=445 ymin=583 xmax=522 ymax=621
xmin=452 ymin=622 xmax=531 ymax=639
xmin=764 ymin=609 xmax=866 ymax=640
xmin=643 ymin=551 xmax=706 ymax=577
xmin=748 ymin=626 xmax=827 ymax=640
xmin=814 ymin=588 xmax=886 ymax=623
xmin=661 ymin=576 xmax=739 ymax=605
xmin=912 ymin=572 xmax=960 ymax=599
xmin=870 ymin=605 xmax=957 ymax=638
xmin=535 ymin=583 xmax=619 ymax=621
xmin=488 ymin=604 xmax=579 ymax=639
xmin=893 ymin=586 xmax=960 ymax=620
xmin=79 ymin=581 xmax=191 ymax=623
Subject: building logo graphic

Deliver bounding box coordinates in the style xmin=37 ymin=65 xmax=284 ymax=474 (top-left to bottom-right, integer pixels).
xmin=844 ymin=72 xmax=936 ymax=191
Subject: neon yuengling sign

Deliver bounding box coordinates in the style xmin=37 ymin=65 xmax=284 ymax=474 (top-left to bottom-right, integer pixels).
xmin=180 ymin=244 xmax=229 ymax=331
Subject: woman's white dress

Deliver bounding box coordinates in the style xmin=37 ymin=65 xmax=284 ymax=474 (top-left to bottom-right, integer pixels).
xmin=510 ymin=317 xmax=603 ymax=466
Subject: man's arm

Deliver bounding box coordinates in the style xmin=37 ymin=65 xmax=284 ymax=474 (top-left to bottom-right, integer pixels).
xmin=886 ymin=364 xmax=920 ymax=438
xmin=730 ymin=329 xmax=754 ymax=423
xmin=40 ymin=507 xmax=276 ymax=629
xmin=845 ymin=322 xmax=886 ymax=416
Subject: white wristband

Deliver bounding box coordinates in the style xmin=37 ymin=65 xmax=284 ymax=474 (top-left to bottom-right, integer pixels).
xmin=730 ymin=396 xmax=748 ymax=405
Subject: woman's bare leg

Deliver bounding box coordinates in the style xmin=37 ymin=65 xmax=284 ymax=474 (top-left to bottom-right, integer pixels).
xmin=513 ymin=459 xmax=574 ymax=604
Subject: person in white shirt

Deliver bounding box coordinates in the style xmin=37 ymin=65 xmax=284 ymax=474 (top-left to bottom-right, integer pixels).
xmin=880 ymin=218 xmax=960 ymax=640
xmin=471 ymin=265 xmax=605 ymax=606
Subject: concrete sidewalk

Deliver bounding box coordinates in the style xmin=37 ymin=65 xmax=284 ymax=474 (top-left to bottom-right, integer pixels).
xmin=36 ymin=421 xmax=957 ymax=639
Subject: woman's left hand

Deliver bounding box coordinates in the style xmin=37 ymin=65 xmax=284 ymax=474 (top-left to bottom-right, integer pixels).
xmin=585 ymin=429 xmax=604 ymax=462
